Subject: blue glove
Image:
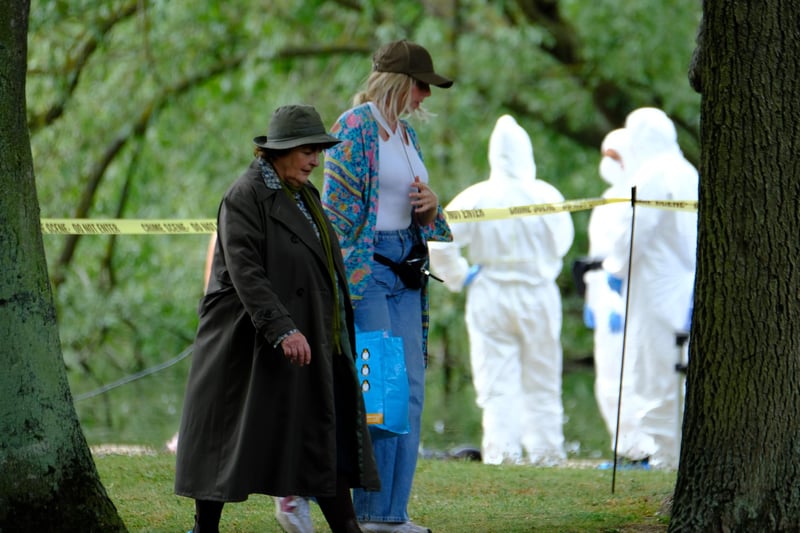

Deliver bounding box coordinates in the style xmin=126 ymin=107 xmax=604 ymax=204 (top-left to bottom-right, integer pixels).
xmin=609 ymin=311 xmax=623 ymax=333
xmin=583 ymin=306 xmax=596 ymax=329
xmin=607 ymin=274 xmax=623 ymax=295
xmin=684 ymin=291 xmax=694 ymax=331
xmin=463 ymin=264 xmax=482 ymax=288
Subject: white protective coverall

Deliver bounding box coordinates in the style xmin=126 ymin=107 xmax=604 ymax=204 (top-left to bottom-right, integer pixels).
xmin=584 ymin=128 xmax=656 ymax=461
xmin=603 ymin=108 xmax=698 ymax=469
xmin=428 ymin=115 xmax=574 ymax=465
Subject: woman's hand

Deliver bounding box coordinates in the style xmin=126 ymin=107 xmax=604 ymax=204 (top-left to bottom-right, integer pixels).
xmin=281 ymin=331 xmax=311 ymax=366
xmin=410 ymin=177 xmax=438 ymax=226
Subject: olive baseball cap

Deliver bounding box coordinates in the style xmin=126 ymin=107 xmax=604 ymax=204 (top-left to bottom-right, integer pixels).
xmin=253 ymin=105 xmax=341 ymax=150
xmin=372 ymin=40 xmax=454 ymax=88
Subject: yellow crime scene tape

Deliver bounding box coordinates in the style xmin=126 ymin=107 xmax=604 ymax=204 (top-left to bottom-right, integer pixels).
xmin=443 ymin=197 xmax=625 ymax=223
xmin=40 ymin=219 xmax=217 ymax=235
xmin=39 ymin=197 xmax=697 ymax=235
xmin=634 ymin=199 xmax=698 ymax=212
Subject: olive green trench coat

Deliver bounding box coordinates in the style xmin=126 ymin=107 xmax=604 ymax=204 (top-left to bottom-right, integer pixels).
xmin=175 ymin=160 xmax=379 ymax=501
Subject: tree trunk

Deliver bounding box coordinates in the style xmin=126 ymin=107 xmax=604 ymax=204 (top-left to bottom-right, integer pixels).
xmin=670 ymin=1 xmax=800 ymax=530
xmin=0 ymin=2 xmax=126 ymax=531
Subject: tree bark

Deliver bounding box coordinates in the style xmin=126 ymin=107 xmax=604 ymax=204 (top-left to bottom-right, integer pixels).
xmin=0 ymin=2 xmax=126 ymax=531
xmin=670 ymin=1 xmax=800 ymax=530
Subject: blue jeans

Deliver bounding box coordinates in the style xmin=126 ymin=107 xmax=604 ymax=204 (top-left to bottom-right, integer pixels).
xmin=352 ymin=228 xmax=424 ymax=523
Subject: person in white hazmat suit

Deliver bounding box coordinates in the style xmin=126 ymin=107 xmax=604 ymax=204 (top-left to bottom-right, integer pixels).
xmin=602 ymin=107 xmax=698 ymax=469
xmin=584 ymin=128 xmax=657 ymax=465
xmin=428 ymin=115 xmax=574 ymax=465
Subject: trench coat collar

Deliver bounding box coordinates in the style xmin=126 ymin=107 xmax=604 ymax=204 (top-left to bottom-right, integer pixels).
xmin=247 ymin=160 xmax=338 ymax=282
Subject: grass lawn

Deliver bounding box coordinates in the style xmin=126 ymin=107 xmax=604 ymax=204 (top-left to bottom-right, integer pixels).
xmin=96 ymin=452 xmax=675 ymax=532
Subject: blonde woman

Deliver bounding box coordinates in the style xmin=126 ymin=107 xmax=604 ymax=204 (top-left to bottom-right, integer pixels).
xmin=323 ymin=40 xmax=453 ymax=533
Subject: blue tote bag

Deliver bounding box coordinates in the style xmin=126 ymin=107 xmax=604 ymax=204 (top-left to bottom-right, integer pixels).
xmin=355 ymin=329 xmax=410 ymax=435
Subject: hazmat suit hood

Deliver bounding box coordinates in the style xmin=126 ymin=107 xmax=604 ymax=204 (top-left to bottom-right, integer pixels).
xmin=624 ymin=107 xmax=681 ymax=166
xmin=598 ymin=128 xmax=632 ymax=188
xmin=488 ymin=115 xmax=536 ymax=182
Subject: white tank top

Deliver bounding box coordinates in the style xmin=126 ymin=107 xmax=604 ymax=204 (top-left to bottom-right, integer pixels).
xmin=369 ymin=102 xmax=429 ymax=231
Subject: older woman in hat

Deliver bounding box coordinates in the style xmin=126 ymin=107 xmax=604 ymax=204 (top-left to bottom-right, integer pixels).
xmin=175 ymin=104 xmax=379 ymax=533
xmin=323 ymin=40 xmax=453 ymax=533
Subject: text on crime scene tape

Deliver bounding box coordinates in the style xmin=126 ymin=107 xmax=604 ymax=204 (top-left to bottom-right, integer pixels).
xmin=40 ymin=197 xmax=697 ymax=235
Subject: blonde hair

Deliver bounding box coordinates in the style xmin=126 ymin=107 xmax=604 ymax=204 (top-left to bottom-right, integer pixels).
xmin=353 ymin=71 xmax=431 ymax=123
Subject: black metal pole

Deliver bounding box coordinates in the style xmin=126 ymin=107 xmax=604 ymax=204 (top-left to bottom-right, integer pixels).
xmin=612 ymin=186 xmax=637 ymax=494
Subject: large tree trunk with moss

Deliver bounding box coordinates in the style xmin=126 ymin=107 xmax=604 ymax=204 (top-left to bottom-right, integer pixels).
xmin=670 ymin=2 xmax=800 ymax=530
xmin=0 ymin=2 xmax=126 ymax=531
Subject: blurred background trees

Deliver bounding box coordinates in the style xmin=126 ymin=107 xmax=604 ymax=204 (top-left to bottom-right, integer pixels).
xmin=28 ymin=0 xmax=701 ymax=454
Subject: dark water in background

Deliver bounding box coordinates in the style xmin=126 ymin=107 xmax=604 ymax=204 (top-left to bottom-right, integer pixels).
xmin=70 ymin=353 xmax=191 ymax=450
xmin=70 ymin=354 xmax=611 ymax=460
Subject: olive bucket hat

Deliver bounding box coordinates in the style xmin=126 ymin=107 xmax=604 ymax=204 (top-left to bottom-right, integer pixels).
xmin=253 ymin=105 xmax=341 ymax=150
xmin=372 ymin=39 xmax=453 ymax=88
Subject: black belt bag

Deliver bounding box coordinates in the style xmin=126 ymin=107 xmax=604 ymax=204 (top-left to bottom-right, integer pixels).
xmin=374 ymin=243 xmax=441 ymax=290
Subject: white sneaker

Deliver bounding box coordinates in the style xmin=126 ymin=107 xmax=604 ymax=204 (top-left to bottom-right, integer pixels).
xmin=360 ymin=521 xmax=431 ymax=533
xmin=274 ymin=496 xmax=314 ymax=533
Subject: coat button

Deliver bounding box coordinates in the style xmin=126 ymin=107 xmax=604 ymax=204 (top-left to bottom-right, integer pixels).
xmin=296 ymin=288 xmax=305 ymax=297
xmin=291 ymin=235 xmax=300 ymax=243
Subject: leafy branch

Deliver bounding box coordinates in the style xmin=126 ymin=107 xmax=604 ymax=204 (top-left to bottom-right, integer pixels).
xmin=51 ymin=53 xmax=247 ymax=287
xmin=27 ymin=0 xmax=141 ymax=133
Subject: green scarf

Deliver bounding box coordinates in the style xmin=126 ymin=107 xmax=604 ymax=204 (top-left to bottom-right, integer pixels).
xmin=282 ymin=182 xmax=343 ymax=354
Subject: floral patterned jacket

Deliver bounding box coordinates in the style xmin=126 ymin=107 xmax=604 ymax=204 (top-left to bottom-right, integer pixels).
xmin=322 ymin=103 xmax=452 ymax=360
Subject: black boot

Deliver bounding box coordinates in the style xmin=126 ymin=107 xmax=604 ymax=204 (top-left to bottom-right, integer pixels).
xmin=192 ymin=499 xmax=224 ymax=533
xmin=343 ymin=517 xmax=364 ymax=533
xmin=317 ymin=478 xmax=360 ymax=533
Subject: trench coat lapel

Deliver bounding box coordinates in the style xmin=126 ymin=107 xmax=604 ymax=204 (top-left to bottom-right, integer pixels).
xmin=268 ymin=186 xmax=329 ymax=271
xmin=267 ymin=186 xmax=352 ymax=307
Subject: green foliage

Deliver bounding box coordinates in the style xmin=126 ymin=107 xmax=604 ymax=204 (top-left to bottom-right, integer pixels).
xmin=26 ymin=0 xmax=701 ymax=447
xmin=96 ymin=452 xmax=676 ymax=531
